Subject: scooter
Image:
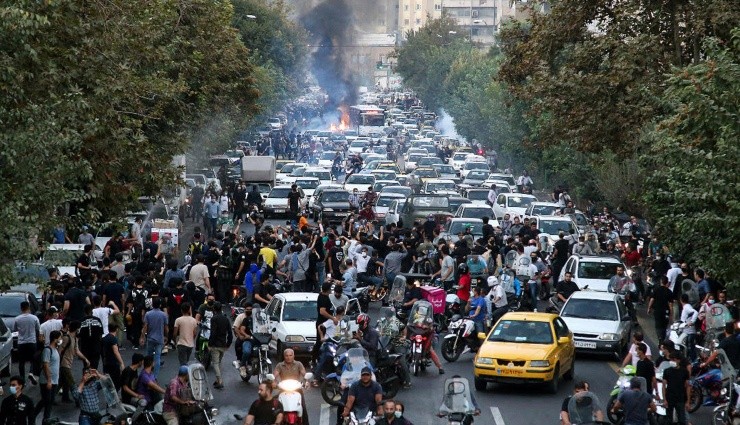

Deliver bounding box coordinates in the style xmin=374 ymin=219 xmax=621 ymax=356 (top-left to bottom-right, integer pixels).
xmin=347 ymin=407 xmax=377 ymax=425
xmin=239 ymin=335 xmax=272 ymax=383
xmin=273 ymin=373 xmax=313 ymax=425
xmin=441 ymin=315 xmax=478 ymax=363
xmin=437 ymin=377 xmax=479 ymax=425
xmin=606 ymin=365 xmax=637 ymax=424
xmin=667 ymin=322 xmax=689 ymax=358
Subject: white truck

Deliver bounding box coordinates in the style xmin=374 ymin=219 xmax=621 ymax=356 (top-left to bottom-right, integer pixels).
xmin=241 ymin=156 xmax=276 ymax=194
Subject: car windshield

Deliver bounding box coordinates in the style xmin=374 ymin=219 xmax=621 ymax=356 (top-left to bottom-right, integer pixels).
xmin=383 ymin=187 xmax=412 ymax=197
xmin=281 ymin=164 xmax=298 ymax=173
xmin=347 ymin=175 xmax=375 ymax=184
xmin=460 ymin=208 xmax=492 ymax=219
xmin=322 ymin=191 xmax=350 ymax=202
xmin=418 ymin=157 xmax=442 ymax=166
xmin=487 ymin=320 xmax=554 ymax=344
xmin=269 ymin=188 xmax=292 ymax=198
xmin=376 ymin=196 xmax=402 ymax=207
xmin=453 ymin=153 xmax=469 ymax=161
xmin=532 ymin=205 xmax=560 ymax=216
xmin=578 ymin=262 xmax=621 ymax=280
xmin=507 ymin=196 xmax=535 ymax=208
xmin=448 ymin=222 xmax=484 ymax=235
xmin=296 ymin=180 xmax=319 ymax=189
xmin=466 ymin=171 xmax=488 ymax=180
xmin=538 ymin=219 xmax=575 ymax=235
xmin=44 ymin=249 xmax=82 ymax=266
xmin=435 ymin=165 xmax=455 ymax=174
xmin=414 ymin=169 xmax=439 ymax=178
xmin=412 ymin=196 xmax=449 ymax=209
xmin=282 ymin=301 xmax=317 ymax=321
xmin=350 ymin=141 xmax=368 ymax=148
xmin=408 ymin=154 xmax=424 ymax=163
xmin=304 ymin=170 xmax=331 ymax=180
xmin=562 ymin=299 xmax=618 ymax=321
xmin=426 ymin=182 xmax=456 ymax=192
xmin=289 ymin=168 xmax=306 ymax=177
xmin=373 ymin=172 xmax=396 ymax=180
xmin=466 ymin=190 xmax=488 ymax=201
xmin=464 ymin=162 xmax=488 ymax=171
xmin=448 ymin=198 xmax=471 ymax=212
xmin=0 ymin=296 xmax=25 ymax=317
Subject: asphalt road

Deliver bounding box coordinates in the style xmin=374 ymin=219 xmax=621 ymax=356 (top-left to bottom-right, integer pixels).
xmin=26 ymin=218 xmax=712 ymax=425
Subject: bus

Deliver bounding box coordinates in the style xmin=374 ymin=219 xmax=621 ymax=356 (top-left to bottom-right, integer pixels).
xmin=349 ymin=105 xmax=385 ymax=136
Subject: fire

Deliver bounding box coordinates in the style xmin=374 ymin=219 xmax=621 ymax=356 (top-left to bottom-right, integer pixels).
xmin=339 ymin=120 xmax=347 ymax=130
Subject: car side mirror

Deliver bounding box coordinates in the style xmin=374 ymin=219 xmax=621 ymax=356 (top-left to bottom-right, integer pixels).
xmin=477 ymin=332 xmax=487 ymax=340
xmin=558 ymin=336 xmax=571 ymax=344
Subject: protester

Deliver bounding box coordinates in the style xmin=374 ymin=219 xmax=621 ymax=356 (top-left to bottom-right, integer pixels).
xmin=0 ymin=376 xmax=35 ymax=425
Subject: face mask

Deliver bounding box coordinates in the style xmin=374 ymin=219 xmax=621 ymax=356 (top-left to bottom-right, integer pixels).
xmin=709 ymin=300 xmax=715 ymax=305
xmin=322 ymin=236 xmax=328 ymax=244
xmin=207 ymin=300 xmax=214 ymax=307
xmin=362 ymin=252 xmax=367 ymax=258
xmin=394 ymin=411 xmax=402 ymax=419
xmin=57 ymin=338 xmax=63 ymax=346
xmin=681 ymin=267 xmax=688 ymax=273
xmin=9 ymin=385 xmax=17 ymax=395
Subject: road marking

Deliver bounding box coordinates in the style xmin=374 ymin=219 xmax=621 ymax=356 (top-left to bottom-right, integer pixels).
xmin=320 ymin=403 xmax=331 ymax=425
xmin=491 ymin=406 xmax=505 ymax=425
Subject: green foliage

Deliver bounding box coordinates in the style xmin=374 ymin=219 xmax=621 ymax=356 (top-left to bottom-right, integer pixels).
xmin=0 ymin=0 xmax=260 ymax=286
xmin=641 ymin=31 xmax=740 ymax=283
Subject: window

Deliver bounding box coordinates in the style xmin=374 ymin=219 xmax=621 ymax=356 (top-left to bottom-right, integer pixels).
xmin=471 ymin=9 xmax=479 ymax=18
xmin=404 ymin=19 xmax=410 ymax=25
xmin=416 ymin=18 xmax=421 ymax=25
xmin=435 ymin=4 xmax=441 ymax=10
xmin=404 ymin=5 xmax=409 ymax=11
xmin=416 ymin=4 xmax=421 ymax=10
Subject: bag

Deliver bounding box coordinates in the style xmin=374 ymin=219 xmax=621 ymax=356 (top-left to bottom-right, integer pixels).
xmin=130 ymin=288 xmax=148 ymax=312
xmin=32 ymin=346 xmax=53 ymax=376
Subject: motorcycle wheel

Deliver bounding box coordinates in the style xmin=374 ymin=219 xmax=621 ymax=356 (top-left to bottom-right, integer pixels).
xmin=321 ymin=379 xmax=343 ymax=407
xmin=712 ymin=409 xmax=728 ymax=425
xmin=412 ymin=360 xmax=420 ymax=376
xmin=688 ymin=382 xmax=702 ymax=413
xmin=441 ymin=338 xmax=463 ymax=363
xmin=257 ymin=361 xmax=272 ymax=384
xmin=606 ymin=394 xmax=621 ymax=424
xmin=197 ymin=347 xmax=212 ymax=370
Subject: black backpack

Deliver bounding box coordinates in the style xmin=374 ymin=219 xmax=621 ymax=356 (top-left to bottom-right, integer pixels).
xmin=130 ymin=288 xmax=148 ymax=312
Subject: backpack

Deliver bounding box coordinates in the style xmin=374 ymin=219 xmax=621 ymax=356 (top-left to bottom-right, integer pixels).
xmin=130 ymin=288 xmax=148 ymax=312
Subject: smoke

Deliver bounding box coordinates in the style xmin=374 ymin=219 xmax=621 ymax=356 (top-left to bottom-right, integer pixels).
xmin=437 ymin=109 xmax=462 ymax=140
xmin=301 ymin=0 xmax=357 ymax=108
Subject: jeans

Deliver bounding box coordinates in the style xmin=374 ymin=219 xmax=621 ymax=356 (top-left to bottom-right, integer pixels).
xmin=206 ymin=217 xmax=217 ymax=237
xmin=177 ymin=345 xmax=193 ymax=366
xmin=312 ymin=343 xmax=332 ymax=379
xmin=666 ymin=401 xmax=687 ymax=425
xmin=36 ymin=383 xmax=57 ymax=421
xmin=210 ymin=346 xmax=227 ymax=382
xmin=146 ymin=338 xmax=164 ymax=378
xmin=685 ymin=333 xmax=697 ymax=361
xmin=359 ymin=273 xmax=383 ymax=289
xmin=241 ymin=341 xmax=253 ymax=365
xmin=317 ymin=262 xmax=326 ymax=288
xmin=472 ymin=319 xmax=485 ymax=335
xmin=79 ymin=412 xmax=102 ymax=425
xmin=528 ymin=281 xmax=538 ymax=309
xmin=385 ymin=272 xmax=397 ymax=286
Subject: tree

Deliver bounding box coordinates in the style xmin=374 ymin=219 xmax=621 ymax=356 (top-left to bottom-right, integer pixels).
xmin=0 ymin=0 xmax=260 ymax=286
xmin=641 ymin=31 xmax=740 ymax=283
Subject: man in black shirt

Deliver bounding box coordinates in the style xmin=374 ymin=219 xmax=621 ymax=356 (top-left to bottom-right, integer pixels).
xmin=648 ymin=276 xmax=674 ymax=343
xmin=401 ymin=280 xmax=422 ymax=316
xmin=701 ymin=323 xmax=740 ymax=370
xmin=0 ymin=376 xmax=35 ymax=425
xmin=63 ymin=281 xmax=91 ymax=322
xmin=78 ymin=304 xmax=104 ymax=369
xmin=245 ymin=382 xmax=283 ymax=425
xmin=554 ymin=272 xmax=580 ymax=303
xmin=327 ymin=240 xmax=345 ymax=280
xmin=662 ymin=352 xmax=690 ymax=425
xmin=634 ymin=343 xmax=656 ymax=395
xmin=481 ymin=217 xmax=495 ymax=242
xmin=313 ymin=283 xmax=336 ymax=361
xmin=551 ymin=233 xmax=570 ymax=284
xmin=253 ymin=274 xmax=275 ymax=309
xmin=120 ymin=353 xmax=145 ymax=405
xmin=287 ymin=184 xmax=302 ymax=219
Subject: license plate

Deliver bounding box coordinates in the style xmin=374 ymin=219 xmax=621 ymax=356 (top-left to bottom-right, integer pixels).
xmin=574 ymin=340 xmax=597 ymax=349
xmin=335 ymin=212 xmax=348 ymax=216
xmin=496 ymin=368 xmax=523 ymax=375
xmin=274 ymin=209 xmax=285 ymax=213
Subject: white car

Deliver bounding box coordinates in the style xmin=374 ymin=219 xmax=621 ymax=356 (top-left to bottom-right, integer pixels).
xmin=450 ymin=152 xmax=473 ymax=172
xmin=370 ymin=170 xmax=397 ymax=182
xmin=374 ymin=193 xmax=406 ymax=221
xmin=454 ymin=204 xmax=497 ymax=222
xmin=263 ymin=185 xmax=305 ymax=218
xmin=318 ymin=151 xmax=340 ymax=168
xmin=264 ymin=292 xmax=319 ymax=360
xmin=348 ymin=140 xmax=370 ymax=154
xmin=381 ymin=186 xmax=413 ymax=198
xmin=460 ymin=160 xmax=490 ymax=179
xmin=482 ymin=179 xmax=513 ymax=194
xmin=303 ymin=167 xmax=333 ymax=186
xmin=560 ymin=291 xmax=633 ymax=359
xmin=462 ymin=188 xmax=491 ymax=206
xmin=46 ymin=243 xmax=105 ymax=276
xmin=437 ymin=218 xmax=484 ymax=244
xmin=276 ymin=162 xmax=308 ymax=183
xmin=279 ymin=166 xmax=307 ymax=185
xmin=525 ymin=202 xmax=561 ymax=218
xmin=294 ymin=177 xmax=320 ymax=201
xmin=423 ymin=179 xmax=458 ymax=195
xmin=372 ymin=180 xmax=400 ymax=193
xmin=536 ymin=215 xmax=579 ymax=245
xmin=492 ymin=193 xmax=537 ymax=219
xmin=344 ymin=174 xmax=376 ymax=194
xmin=559 ymin=254 xmax=627 ymax=292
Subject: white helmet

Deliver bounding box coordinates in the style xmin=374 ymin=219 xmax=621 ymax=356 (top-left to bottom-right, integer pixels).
xmin=487 ymin=276 xmax=498 ymax=287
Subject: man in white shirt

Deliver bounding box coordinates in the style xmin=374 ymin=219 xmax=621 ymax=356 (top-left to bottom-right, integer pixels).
xmin=666 ymin=261 xmax=682 ymax=292
xmin=487 ymin=277 xmax=508 ymax=326
xmin=40 ymin=306 xmax=63 ymax=346
xmin=516 ymin=171 xmax=533 ymax=192
xmin=92 ymin=295 xmax=119 ymax=333
xmin=679 ymin=293 xmax=699 ymax=361
xmin=189 ymin=255 xmax=211 ymax=293
xmin=487 ymin=185 xmax=499 ymax=206
xmin=312 ymin=306 xmax=346 ymax=385
xmin=621 ymin=331 xmax=652 ymax=367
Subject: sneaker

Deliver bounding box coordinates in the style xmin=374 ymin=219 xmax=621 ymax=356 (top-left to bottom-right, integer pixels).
xmin=232 ymin=360 xmax=241 ymax=370
xmin=28 ymin=374 xmax=38 ymax=385
xmin=403 ymin=382 xmax=412 ymax=389
xmin=214 ymin=382 xmax=224 ymax=390
xmin=439 ymin=368 xmax=445 ymax=375
xmin=162 ymin=347 xmax=169 ymax=354
xmin=239 ymin=366 xmax=247 ymax=378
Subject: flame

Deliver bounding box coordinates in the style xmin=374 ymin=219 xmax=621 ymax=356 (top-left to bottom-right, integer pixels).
xmin=339 ymin=120 xmax=347 ymax=130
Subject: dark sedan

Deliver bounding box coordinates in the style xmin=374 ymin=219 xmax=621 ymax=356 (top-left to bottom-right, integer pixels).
xmin=311 ymin=189 xmax=352 ymax=223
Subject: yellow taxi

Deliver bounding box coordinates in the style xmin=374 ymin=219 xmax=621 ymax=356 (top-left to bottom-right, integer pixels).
xmin=473 ymin=312 xmax=575 ymax=393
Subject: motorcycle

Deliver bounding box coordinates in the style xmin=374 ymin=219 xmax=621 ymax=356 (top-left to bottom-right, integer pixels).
xmin=238 ymin=307 xmax=273 ymax=384
xmin=195 ymin=323 xmax=212 ymax=369
xmin=713 ymin=382 xmax=740 ymax=425
xmin=441 ymin=315 xmax=478 ymax=363
xmin=606 ymin=365 xmax=637 ymax=423
xmin=688 ymin=347 xmax=734 ymax=413
xmin=274 ymin=373 xmax=313 ymax=425
xmin=373 ymin=337 xmax=403 ymax=400
xmin=388 ymin=275 xmax=408 ymax=321
xmin=406 ymin=300 xmax=435 ymax=376
xmin=567 ymin=391 xmax=610 ymax=425
xmin=347 ymin=407 xmax=377 ymax=425
xmin=608 ymin=275 xmax=637 ymax=324
xmin=667 ymin=322 xmax=689 ymax=358
xmin=321 ymin=348 xmax=374 ymax=407
xmin=437 ymin=377 xmax=479 ymax=425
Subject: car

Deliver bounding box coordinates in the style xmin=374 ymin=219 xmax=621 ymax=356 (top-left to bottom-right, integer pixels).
xmin=381 ymin=185 xmax=413 ymax=198
xmin=276 ymin=162 xmax=308 ymax=182
xmin=278 ymin=166 xmax=307 ymax=185
xmin=263 ymin=292 xmax=319 ymax=360
xmin=302 ymin=168 xmax=333 ymax=186
xmin=423 ymin=179 xmax=458 ymax=196
xmin=370 ymin=170 xmax=397 ymax=182
xmin=417 ymin=156 xmax=444 ymax=168
xmin=460 ymin=159 xmax=489 ymax=178
xmin=437 ymin=218 xmax=484 ymax=244
xmin=432 ymin=164 xmax=460 ymax=182
xmin=536 ymin=216 xmax=579 ymax=245
xmin=462 ymin=188 xmax=491 ymax=206
xmin=0 ymin=291 xmax=41 ymax=365
xmin=393 ymin=194 xmax=452 ymax=229
xmin=462 ymin=170 xmax=490 ymax=186
xmin=488 ymin=173 xmax=517 ymax=189
xmin=454 ymin=204 xmax=497 ymax=221
xmin=482 ymin=179 xmax=513 ymax=194
xmin=559 ymin=291 xmax=633 ymax=360
xmin=372 ymin=180 xmax=400 ymax=192
xmin=451 ymin=152 xmax=474 ymax=172
xmin=572 ymin=210 xmax=593 ymax=235
xmin=492 ymin=193 xmax=538 ymax=219
xmin=405 ymin=153 xmax=426 ymax=172
xmin=348 ymin=140 xmax=370 ymax=154
xmin=263 ymin=185 xmax=305 ymax=218
xmin=525 ymin=202 xmax=561 ymax=218
xmin=410 ymin=167 xmax=440 ymax=184
xmin=311 ymin=189 xmax=353 ymax=223
xmin=447 ymin=196 xmax=472 ymax=214
xmin=275 ymin=160 xmax=295 ymax=173
xmin=559 ymin=254 xmax=627 ymax=292
xmin=0 ymin=319 xmax=11 ymax=375
xmin=473 ymin=312 xmax=575 ymax=393
xmin=344 ymin=174 xmax=376 ymax=194
xmin=318 ymin=151 xmax=340 ymax=168
xmin=373 ymin=193 xmax=406 ymax=221
xmin=308 ymin=183 xmax=344 ymax=210
xmin=44 ymin=244 xmax=103 ymax=276
xmin=294 ymin=177 xmax=320 ymax=200
xmin=267 ymin=117 xmax=283 ymax=130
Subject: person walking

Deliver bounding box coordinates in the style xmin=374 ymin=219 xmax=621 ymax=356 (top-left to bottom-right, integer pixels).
xmin=13 ymin=301 xmax=40 ymax=385
xmin=59 ymin=319 xmax=89 ymax=403
xmin=101 ymin=323 xmax=125 ymax=389
xmin=208 ymin=302 xmax=232 ymax=389
xmin=79 ymin=304 xmax=104 ymax=370
xmin=203 ymin=195 xmax=221 ymax=238
xmin=647 ymin=276 xmax=674 ymax=342
xmin=35 ymin=330 xmax=62 ymax=423
xmin=0 ymin=376 xmax=35 ymax=425
xmin=173 ymin=303 xmax=198 ymax=366
xmin=140 ymin=297 xmax=168 ymax=379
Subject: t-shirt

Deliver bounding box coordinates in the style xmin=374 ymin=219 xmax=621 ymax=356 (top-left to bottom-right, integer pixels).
xmin=320 ymin=319 xmax=337 ymax=340
xmin=348 ymin=380 xmax=383 ymax=412
xmin=440 ymin=255 xmax=455 ymax=282
xmin=469 ymin=297 xmax=487 ymax=322
xmin=120 ymin=366 xmax=139 ymax=404
xmin=104 ymin=282 xmax=126 ymax=310
xmin=144 ymin=309 xmax=168 ymax=343
xmin=189 ymin=263 xmax=210 ymax=290
xmin=651 ymin=286 xmax=674 ymax=321
xmin=259 ymin=247 xmax=277 ymax=269
xmin=174 ymin=316 xmax=198 ymax=348
xmin=39 ymin=318 xmax=62 ymax=346
xmin=456 ymin=275 xmax=471 ymax=302
xmin=39 ymin=345 xmax=60 ymax=385
xmin=248 ymin=398 xmax=284 ymax=425
xmin=64 ymin=287 xmax=89 ymax=321
xmin=635 ymin=358 xmax=656 ymax=394
xmin=383 ymin=251 xmax=406 ymax=275
xmin=137 ymin=370 xmax=157 ymax=403
xmin=274 ymin=361 xmax=306 ymax=381
xmin=79 ymin=315 xmax=104 ymax=354
xmin=316 ymin=293 xmax=333 ymax=326
xmin=93 ymin=306 xmax=114 ymax=334
xmin=617 ymin=389 xmax=652 ymax=425
xmin=14 ymin=313 xmax=40 ymax=344
xmin=663 ymin=366 xmax=690 ymax=402
xmin=287 ymin=191 xmax=301 ymax=212
xmin=403 ymin=287 xmax=423 ymax=305
xmin=329 ymin=294 xmax=349 ymax=313
xmin=101 ymin=333 xmax=119 ymax=367
xmin=627 ymin=343 xmax=652 ymax=367
xmin=328 ymin=247 xmax=344 ymax=277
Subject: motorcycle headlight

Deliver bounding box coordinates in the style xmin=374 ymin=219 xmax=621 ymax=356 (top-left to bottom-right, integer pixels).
xmin=476 ymin=357 xmax=494 ymax=365
xmin=617 ymin=376 xmax=630 ymax=388
xmin=599 ymin=333 xmax=619 ymax=341
xmin=285 ymin=335 xmax=306 ymax=342
xmin=210 ymin=408 xmax=219 ymax=417
xmin=529 ymin=360 xmax=550 ymax=368
xmin=626 ymin=269 xmax=633 ymax=278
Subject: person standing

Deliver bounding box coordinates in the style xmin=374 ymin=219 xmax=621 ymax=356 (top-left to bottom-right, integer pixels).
xmin=140 ymin=297 xmax=168 ymax=379
xmin=0 ymin=376 xmax=35 ymax=425
xmin=647 ymin=276 xmax=674 ymax=342
xmin=101 ymin=323 xmax=125 ymax=389
xmin=35 ymin=330 xmax=62 ymax=423
xmin=173 ymin=303 xmax=198 ymax=366
xmin=13 ymin=301 xmax=40 ymax=385
xmin=92 ymin=295 xmax=118 ymax=339
xmin=243 ymin=382 xmax=283 ymax=425
xmin=59 ymin=319 xmax=89 ymax=403
xmin=39 ymin=306 xmax=63 ymax=346
xmin=203 ymin=195 xmax=221 ymax=238
xmin=661 ymin=352 xmax=690 ymax=425
xmin=678 ymin=294 xmax=699 ymax=361
xmin=287 ymin=184 xmax=302 ymax=225
xmin=79 ymin=304 xmax=104 ymax=370
xmin=208 ymin=302 xmax=232 ymax=389
xmin=73 ymin=368 xmax=107 ymax=425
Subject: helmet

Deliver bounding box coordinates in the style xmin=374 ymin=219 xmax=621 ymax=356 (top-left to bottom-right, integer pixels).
xmin=457 ymin=263 xmax=469 ymax=274
xmin=356 ymin=313 xmax=370 ymax=329
xmin=487 ymin=276 xmax=498 ymax=287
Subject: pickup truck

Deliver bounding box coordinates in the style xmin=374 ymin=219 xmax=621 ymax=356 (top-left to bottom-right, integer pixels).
xmin=386 ymin=194 xmax=452 ymax=229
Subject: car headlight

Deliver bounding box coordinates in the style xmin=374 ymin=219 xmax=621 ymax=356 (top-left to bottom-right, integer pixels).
xmin=285 ymin=335 xmax=306 ymax=343
xmin=529 ymin=360 xmax=550 ymax=368
xmin=599 ymin=333 xmax=619 ymax=341
xmin=476 ymin=357 xmax=494 ymax=365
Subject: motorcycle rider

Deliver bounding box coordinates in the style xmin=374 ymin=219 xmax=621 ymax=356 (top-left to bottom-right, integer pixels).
xmin=376 ymin=399 xmax=411 ymax=425
xmin=244 ymin=382 xmax=283 ymax=425
xmin=401 ymin=307 xmax=444 ymax=374
xmin=467 ymin=287 xmax=487 ymax=342
xmin=341 ymin=367 xmax=383 ymax=422
xmin=377 ymin=308 xmax=412 ymax=389
xmin=456 ymin=264 xmax=472 ymax=312
xmin=272 ymin=348 xmax=309 ymax=424
xmin=400 ymin=278 xmax=422 ymax=318
xmin=162 ymin=366 xmax=196 ymax=425
xmin=609 ymin=378 xmax=656 ymax=425
xmin=700 ymin=322 xmax=740 ymax=370
xmin=354 ymin=314 xmax=380 ymax=363
xmin=552 ymin=272 xmax=580 ymax=311
xmin=678 ymin=294 xmax=699 ymax=361
xmin=312 ymin=306 xmax=346 ymax=386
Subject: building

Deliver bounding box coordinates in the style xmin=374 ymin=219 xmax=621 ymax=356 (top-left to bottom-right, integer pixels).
xmin=397 ymin=0 xmax=443 ymax=39
xmin=441 ymin=0 xmax=543 ymax=46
